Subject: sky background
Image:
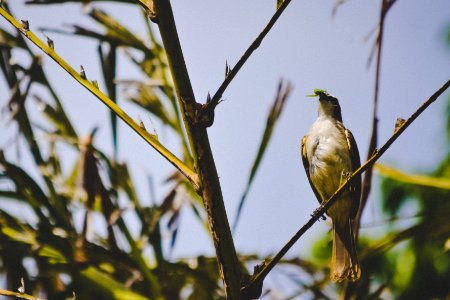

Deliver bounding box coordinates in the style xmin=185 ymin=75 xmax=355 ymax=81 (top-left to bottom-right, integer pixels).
xmin=1 ymin=0 xmax=450 ymax=282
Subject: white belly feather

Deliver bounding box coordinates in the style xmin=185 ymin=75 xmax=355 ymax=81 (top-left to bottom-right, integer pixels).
xmin=306 ymin=117 xmax=352 ymax=203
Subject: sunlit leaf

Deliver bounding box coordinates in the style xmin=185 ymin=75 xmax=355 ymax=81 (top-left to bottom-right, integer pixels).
xmin=80 ymin=267 xmax=148 ymax=300
xmin=376 ymin=164 xmax=450 ymax=190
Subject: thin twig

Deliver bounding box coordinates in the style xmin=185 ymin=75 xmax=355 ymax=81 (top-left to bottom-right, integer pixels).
xmin=354 ymin=0 xmax=394 ymax=239
xmin=241 ymin=79 xmax=450 ymax=298
xmin=0 ymin=7 xmax=199 ymax=189
xmin=205 ymin=0 xmax=294 ymax=111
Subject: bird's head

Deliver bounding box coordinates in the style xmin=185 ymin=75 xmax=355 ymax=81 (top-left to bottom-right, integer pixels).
xmin=307 ymin=89 xmax=343 ymax=122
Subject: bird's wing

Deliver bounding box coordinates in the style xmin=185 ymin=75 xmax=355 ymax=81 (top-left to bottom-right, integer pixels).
xmin=301 ymin=135 xmax=323 ymax=204
xmin=344 ymin=129 xmax=361 ymax=219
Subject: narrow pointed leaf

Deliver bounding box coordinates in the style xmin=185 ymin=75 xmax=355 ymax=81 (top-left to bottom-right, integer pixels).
xmin=376 ymin=164 xmax=450 ymax=190
xmin=98 ymin=43 xmax=118 ymax=156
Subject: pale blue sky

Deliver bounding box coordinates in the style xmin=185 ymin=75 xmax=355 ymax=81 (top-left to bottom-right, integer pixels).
xmin=1 ymin=0 xmax=449 ymax=285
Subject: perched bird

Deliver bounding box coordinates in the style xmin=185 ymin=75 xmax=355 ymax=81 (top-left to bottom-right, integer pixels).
xmin=301 ymin=89 xmax=361 ymax=282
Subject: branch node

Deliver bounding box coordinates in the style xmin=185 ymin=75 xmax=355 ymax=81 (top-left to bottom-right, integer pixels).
xmin=185 ymin=94 xmax=218 ymax=128
xmin=240 ymin=261 xmax=267 ymax=300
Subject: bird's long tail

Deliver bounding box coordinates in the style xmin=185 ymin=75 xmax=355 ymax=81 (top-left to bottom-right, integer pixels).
xmin=331 ymin=218 xmax=360 ymax=282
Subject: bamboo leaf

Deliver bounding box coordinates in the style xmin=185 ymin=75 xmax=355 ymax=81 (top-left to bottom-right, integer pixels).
xmin=233 ymin=80 xmax=292 ymax=230
xmin=98 ymin=43 xmax=118 ymax=156
xmin=0 ymin=28 xmax=27 ymax=49
xmin=79 ymin=267 xmax=149 ymax=300
xmin=127 ymin=83 xmax=177 ymax=129
xmin=376 ymin=164 xmax=450 ymax=190
xmin=0 ymin=152 xmax=60 ymax=224
xmin=34 ymin=95 xmax=77 ymax=139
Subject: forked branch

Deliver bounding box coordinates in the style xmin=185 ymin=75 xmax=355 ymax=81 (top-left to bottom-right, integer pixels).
xmin=204 ymin=0 xmax=294 ymax=114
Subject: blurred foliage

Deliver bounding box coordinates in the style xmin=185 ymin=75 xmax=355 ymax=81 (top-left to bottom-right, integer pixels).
xmin=0 ymin=1 xmax=292 ymax=298
xmin=0 ymin=1 xmax=218 ymax=299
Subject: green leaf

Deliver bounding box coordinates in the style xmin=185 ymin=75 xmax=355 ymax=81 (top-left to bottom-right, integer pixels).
xmin=127 ymin=83 xmax=177 ymax=129
xmin=80 ymin=267 xmax=149 ymax=300
xmin=2 ymin=227 xmax=36 ymax=245
xmin=98 ymin=43 xmax=118 ymax=156
xmin=376 ymin=164 xmax=450 ymax=190
xmin=34 ymin=95 xmax=77 ymax=139
xmin=89 ymin=8 xmax=149 ymax=52
xmin=0 ymin=28 xmax=27 ymax=49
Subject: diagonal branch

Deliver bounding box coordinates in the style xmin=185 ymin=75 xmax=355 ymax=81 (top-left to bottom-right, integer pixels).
xmin=240 ymin=79 xmax=450 ymax=299
xmin=204 ymin=0 xmax=294 ymax=112
xmin=0 ymin=7 xmax=199 ymax=189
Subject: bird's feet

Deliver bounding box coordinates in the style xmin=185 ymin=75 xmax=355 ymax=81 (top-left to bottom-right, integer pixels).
xmin=311 ymin=208 xmax=326 ymax=221
xmin=340 ymin=171 xmax=352 ymax=185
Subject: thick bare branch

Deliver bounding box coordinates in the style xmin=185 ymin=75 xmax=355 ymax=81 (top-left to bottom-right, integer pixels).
xmin=151 ymin=1 xmax=242 ymax=298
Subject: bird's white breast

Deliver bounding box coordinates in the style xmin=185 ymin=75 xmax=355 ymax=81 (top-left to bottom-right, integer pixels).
xmin=306 ymin=116 xmax=352 ymax=201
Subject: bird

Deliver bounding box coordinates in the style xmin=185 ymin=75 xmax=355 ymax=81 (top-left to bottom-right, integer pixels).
xmin=301 ymin=89 xmax=361 ymax=282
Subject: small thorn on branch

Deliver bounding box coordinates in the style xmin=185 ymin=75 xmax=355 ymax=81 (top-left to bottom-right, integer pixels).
xmin=138 ymin=116 xmax=147 ymax=131
xmin=394 ymin=117 xmax=405 ymax=132
xmin=240 ymin=262 xmax=266 ymax=300
xmin=91 ymin=80 xmax=99 ymax=89
xmin=45 ymin=35 xmax=54 ymax=50
xmin=225 ymin=60 xmax=231 ymax=78
xmin=79 ymin=65 xmax=86 ymax=79
xmin=21 ymin=20 xmax=29 ymax=31
xmin=41 ymin=31 xmax=54 ymax=50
